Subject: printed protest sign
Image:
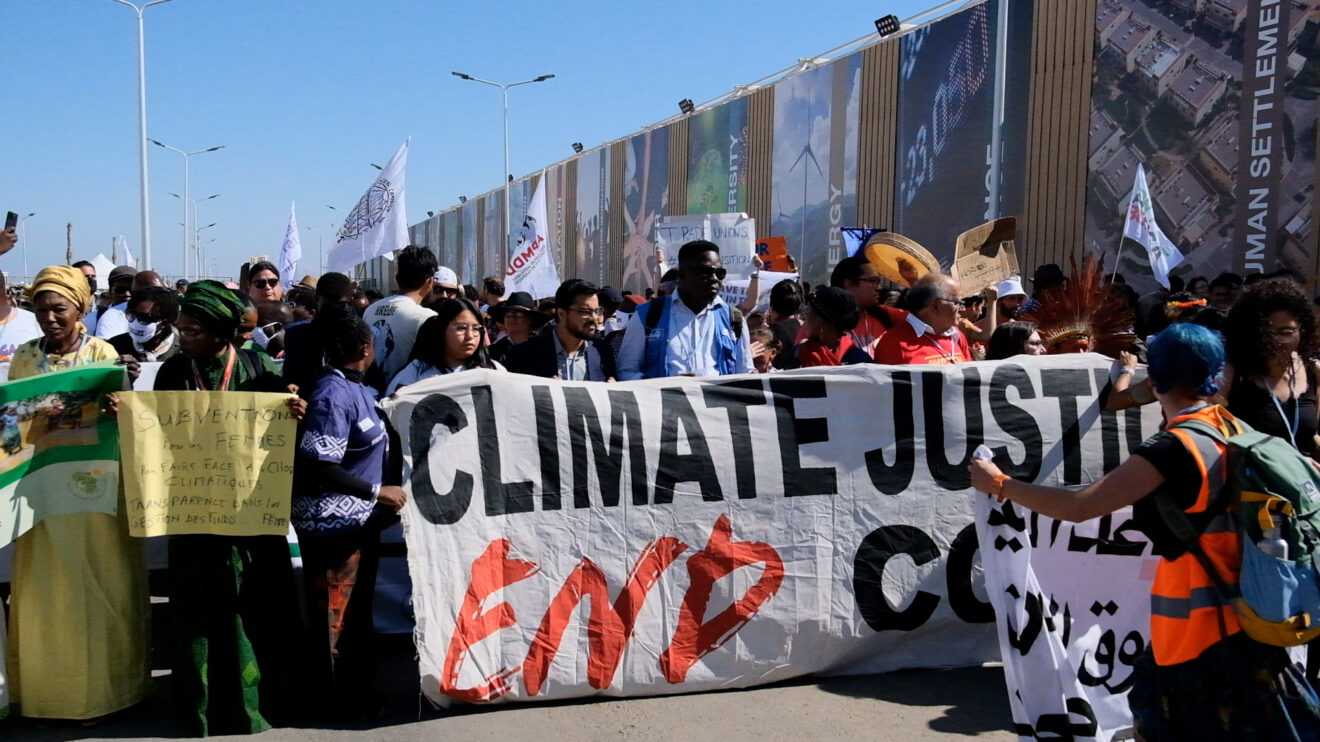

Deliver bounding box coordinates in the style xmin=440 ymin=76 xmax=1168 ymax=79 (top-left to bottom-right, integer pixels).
xmin=976 ymin=493 xmax=1159 ymax=741
xmin=384 ymin=354 xmax=1162 ymax=707
xmin=118 ymin=391 xmax=296 ymax=537
xmin=719 ymin=270 xmax=798 ymax=313
xmin=755 ymin=236 xmax=791 ymax=272
xmin=0 ymin=364 xmax=125 ymax=547
xmin=656 ymin=213 xmax=757 ymax=280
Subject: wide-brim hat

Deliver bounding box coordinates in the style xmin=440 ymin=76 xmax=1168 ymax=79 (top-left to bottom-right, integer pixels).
xmin=861 ymin=232 xmax=940 ymax=288
xmin=1031 ymin=263 xmax=1067 ymax=287
xmin=489 ymin=291 xmax=549 ymax=324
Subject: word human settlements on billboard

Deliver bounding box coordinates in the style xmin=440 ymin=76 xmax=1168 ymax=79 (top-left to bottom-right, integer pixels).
xmin=1087 ymin=0 xmax=1319 ymax=287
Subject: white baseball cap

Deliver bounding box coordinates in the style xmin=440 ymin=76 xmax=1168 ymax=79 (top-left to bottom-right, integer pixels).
xmin=995 ymin=278 xmax=1026 ymax=299
xmin=434 ymin=266 xmax=459 ymax=288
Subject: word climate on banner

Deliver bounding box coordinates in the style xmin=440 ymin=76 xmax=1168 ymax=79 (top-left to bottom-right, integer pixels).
xmin=118 ymin=391 xmax=297 ymax=536
xmin=0 ymin=364 xmax=125 ymax=547
xmin=656 ymin=213 xmax=757 ymax=281
xmin=384 ymin=354 xmax=1161 ymax=708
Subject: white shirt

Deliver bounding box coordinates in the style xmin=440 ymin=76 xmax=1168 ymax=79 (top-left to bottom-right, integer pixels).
xmin=905 ymin=311 xmax=958 ymax=339
xmin=365 ymin=295 xmax=436 ymax=384
xmin=615 ymin=295 xmax=754 ymax=380
xmin=0 ymin=308 xmax=43 ymax=380
xmin=94 ymin=302 xmax=129 ymax=339
xmin=386 ymin=359 xmax=505 ymax=397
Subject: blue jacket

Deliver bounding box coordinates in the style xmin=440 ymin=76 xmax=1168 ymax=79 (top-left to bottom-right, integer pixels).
xmin=634 ymin=295 xmax=740 ymax=379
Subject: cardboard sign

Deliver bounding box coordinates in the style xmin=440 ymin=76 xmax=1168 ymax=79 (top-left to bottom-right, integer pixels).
xmin=755 ymin=236 xmax=792 ymax=273
xmin=656 ymin=213 xmax=757 ymax=280
xmin=119 ymin=391 xmax=296 ymax=537
xmin=953 ymin=218 xmax=1020 ymax=295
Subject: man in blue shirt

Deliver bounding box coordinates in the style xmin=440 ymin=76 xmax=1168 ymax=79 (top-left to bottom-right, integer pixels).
xmin=616 ymin=240 xmax=753 ymax=380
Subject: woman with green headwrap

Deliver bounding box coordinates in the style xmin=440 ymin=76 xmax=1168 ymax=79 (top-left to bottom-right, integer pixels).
xmin=154 ymin=280 xmax=306 ymax=736
xmin=5 ymin=265 xmax=150 ymax=722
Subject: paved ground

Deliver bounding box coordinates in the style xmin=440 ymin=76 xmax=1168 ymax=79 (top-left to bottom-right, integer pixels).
xmin=3 ymin=633 xmax=1016 ymax=741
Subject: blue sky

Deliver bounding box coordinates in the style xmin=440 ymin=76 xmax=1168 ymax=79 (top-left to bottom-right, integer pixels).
xmin=5 ymin=0 xmax=940 ymax=281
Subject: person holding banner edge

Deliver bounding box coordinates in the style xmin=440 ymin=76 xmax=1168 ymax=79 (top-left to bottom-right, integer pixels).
xmin=969 ymin=323 xmax=1320 ymax=740
xmin=5 ymin=264 xmax=150 ymax=722
xmin=153 ymin=280 xmax=307 ymax=736
xmin=293 ymin=303 xmax=406 ymax=720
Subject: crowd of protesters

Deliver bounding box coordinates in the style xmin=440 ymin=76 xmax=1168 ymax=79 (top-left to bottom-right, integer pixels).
xmin=2 ymin=217 xmax=1320 ymax=737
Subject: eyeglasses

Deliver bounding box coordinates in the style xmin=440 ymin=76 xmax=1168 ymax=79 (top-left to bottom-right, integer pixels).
xmin=448 ymin=323 xmax=484 ymax=336
xmin=856 ymin=277 xmax=885 ymax=286
xmin=935 ymin=297 xmax=965 ymax=308
xmin=434 ymin=286 xmax=460 ymax=297
xmin=685 ymin=266 xmax=727 ymax=280
xmin=250 ymin=278 xmax=279 ymax=289
xmin=126 ymin=311 xmax=161 ymax=323
xmin=567 ymin=307 xmax=604 ymax=318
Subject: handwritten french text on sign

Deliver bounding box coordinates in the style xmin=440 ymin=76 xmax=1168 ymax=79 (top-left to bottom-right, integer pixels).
xmin=656 ymin=213 xmax=757 ymax=280
xmin=384 ymin=355 xmax=1162 ymax=707
xmin=0 ymin=364 xmax=124 ymax=547
xmin=976 ymin=494 xmax=1159 ymax=741
xmin=118 ymin=391 xmax=296 ymax=537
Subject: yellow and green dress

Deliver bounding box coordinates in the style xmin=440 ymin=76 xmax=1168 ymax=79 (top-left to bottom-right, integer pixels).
xmin=6 ymin=335 xmax=150 ymax=720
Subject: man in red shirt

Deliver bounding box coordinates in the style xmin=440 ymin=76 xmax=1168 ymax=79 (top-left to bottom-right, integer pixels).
xmin=874 ymin=272 xmax=972 ymax=365
xmin=826 ymin=255 xmax=907 ymax=355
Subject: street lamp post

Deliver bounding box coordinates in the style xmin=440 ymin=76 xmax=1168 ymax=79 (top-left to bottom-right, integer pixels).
xmin=18 ymin=212 xmax=35 ymax=282
xmin=173 ymin=192 xmax=218 ymax=279
xmin=451 ymin=71 xmax=555 ymax=266
xmin=152 ymin=140 xmax=223 ymax=280
xmin=110 ymin=0 xmax=176 ymax=271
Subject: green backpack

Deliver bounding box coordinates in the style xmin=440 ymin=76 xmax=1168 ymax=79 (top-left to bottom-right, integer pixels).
xmin=1156 ymin=417 xmax=1320 ymax=647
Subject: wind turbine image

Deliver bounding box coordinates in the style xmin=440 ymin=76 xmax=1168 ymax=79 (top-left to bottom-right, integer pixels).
xmin=788 ymin=98 xmax=826 ymax=263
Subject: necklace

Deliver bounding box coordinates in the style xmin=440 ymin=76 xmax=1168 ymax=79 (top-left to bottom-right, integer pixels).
xmin=37 ymin=333 xmax=88 ymax=373
xmin=191 ymin=346 xmax=236 ymax=391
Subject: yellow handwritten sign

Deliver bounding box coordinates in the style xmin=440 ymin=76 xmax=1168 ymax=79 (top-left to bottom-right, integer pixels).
xmin=118 ymin=391 xmax=296 ymax=537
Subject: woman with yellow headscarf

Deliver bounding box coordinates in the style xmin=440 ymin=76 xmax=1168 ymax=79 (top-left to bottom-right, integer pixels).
xmin=6 ymin=265 xmax=149 ymax=721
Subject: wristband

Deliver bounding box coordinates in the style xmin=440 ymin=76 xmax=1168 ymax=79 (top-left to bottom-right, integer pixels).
xmin=991 ymin=474 xmax=1010 ymax=498
xmin=1117 ymin=368 xmax=1134 ymax=376
xmin=749 ymin=271 xmax=760 ymax=278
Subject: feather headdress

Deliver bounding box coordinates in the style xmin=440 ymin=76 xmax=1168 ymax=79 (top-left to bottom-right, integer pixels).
xmin=1019 ymin=255 xmax=1136 ymax=356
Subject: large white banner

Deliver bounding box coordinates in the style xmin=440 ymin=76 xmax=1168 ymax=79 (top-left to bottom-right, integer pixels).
xmin=977 ymin=497 xmax=1159 ymax=741
xmin=505 ymin=176 xmax=559 ymax=299
xmin=384 ymin=355 xmax=1161 ymax=708
xmin=656 ymin=213 xmax=757 ymax=281
xmin=327 ymin=138 xmax=409 ymax=273
xmin=719 ymin=270 xmax=798 ymax=313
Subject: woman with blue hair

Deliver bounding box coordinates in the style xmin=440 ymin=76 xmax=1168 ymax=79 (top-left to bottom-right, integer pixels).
xmin=971 ymin=323 xmax=1320 ymax=739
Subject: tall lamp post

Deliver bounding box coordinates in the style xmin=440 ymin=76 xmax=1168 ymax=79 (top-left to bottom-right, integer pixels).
xmin=109 ymin=0 xmax=176 ymax=271
xmin=152 ymin=139 xmax=223 ymax=280
xmin=451 ymin=71 xmax=554 ymax=265
xmin=172 ymin=192 xmax=218 ymax=278
xmin=18 ymin=212 xmax=35 ymax=282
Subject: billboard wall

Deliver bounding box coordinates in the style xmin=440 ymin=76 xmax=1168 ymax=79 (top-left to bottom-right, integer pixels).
xmin=687 ymin=98 xmax=749 ymax=215
xmin=622 ymin=128 xmax=670 ymax=293
xmin=460 ymin=200 xmax=478 ymax=285
xmin=770 ymin=52 xmax=862 ymax=287
xmin=575 ymin=148 xmax=612 ymax=287
xmin=1087 ymin=0 xmax=1318 ymax=288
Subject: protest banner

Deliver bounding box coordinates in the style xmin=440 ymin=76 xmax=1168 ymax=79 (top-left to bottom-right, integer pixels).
xmin=719 ymin=270 xmax=798 ymax=313
xmin=656 ymin=213 xmax=757 ymax=280
xmin=118 ymin=391 xmax=297 ymax=537
xmin=754 ymin=236 xmax=791 ymax=272
xmin=384 ymin=354 xmax=1162 ymax=707
xmin=976 ymin=496 xmax=1158 ymax=740
xmin=953 ymin=218 xmax=1021 ymax=296
xmin=0 ymin=364 xmax=125 ymax=548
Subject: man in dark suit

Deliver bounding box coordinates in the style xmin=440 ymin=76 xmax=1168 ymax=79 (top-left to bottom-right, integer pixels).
xmin=505 ymin=279 xmax=614 ymax=381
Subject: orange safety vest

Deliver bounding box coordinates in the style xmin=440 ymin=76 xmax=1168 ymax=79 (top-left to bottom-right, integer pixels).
xmin=1148 ymin=405 xmax=1243 ymax=666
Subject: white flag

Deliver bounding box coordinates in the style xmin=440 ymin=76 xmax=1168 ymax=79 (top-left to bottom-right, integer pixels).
xmin=504 ymin=176 xmax=560 ymax=299
xmin=326 ymin=138 xmax=409 ymax=273
xmin=278 ymin=202 xmax=301 ymax=288
xmin=120 ymin=237 xmax=136 ymax=269
xmin=1121 ymin=163 xmax=1182 ymax=289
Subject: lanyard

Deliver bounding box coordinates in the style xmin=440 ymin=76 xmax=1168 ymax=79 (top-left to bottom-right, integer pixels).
xmin=924 ymin=332 xmax=956 ymax=363
xmin=191 ymin=346 xmax=236 ymax=391
xmin=37 ymin=334 xmax=88 ymax=374
xmin=1270 ymin=361 xmax=1301 ymax=449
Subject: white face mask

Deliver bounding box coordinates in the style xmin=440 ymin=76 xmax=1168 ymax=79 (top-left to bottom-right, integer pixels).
xmin=251 ymin=325 xmax=270 ymax=349
xmin=127 ymin=318 xmax=159 ymax=344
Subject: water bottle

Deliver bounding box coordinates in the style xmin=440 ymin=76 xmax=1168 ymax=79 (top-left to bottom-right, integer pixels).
xmin=1260 ymin=515 xmax=1289 ymax=560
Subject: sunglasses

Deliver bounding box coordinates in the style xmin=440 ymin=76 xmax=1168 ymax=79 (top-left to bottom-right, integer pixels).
xmin=250 ymin=278 xmax=280 ymax=289
xmin=686 ymin=266 xmax=727 ymax=280
xmin=434 ymin=286 xmax=460 ymax=297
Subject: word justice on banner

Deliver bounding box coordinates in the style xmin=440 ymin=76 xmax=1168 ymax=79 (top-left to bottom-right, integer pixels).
xmin=383 ymin=355 xmax=1162 ymax=707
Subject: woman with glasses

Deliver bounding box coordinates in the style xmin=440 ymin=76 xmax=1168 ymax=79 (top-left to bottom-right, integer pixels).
xmin=386 ymin=297 xmax=503 ymax=395
xmin=1221 ymin=279 xmax=1320 ymax=462
xmin=245 ymin=260 xmax=283 ymax=303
